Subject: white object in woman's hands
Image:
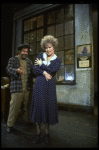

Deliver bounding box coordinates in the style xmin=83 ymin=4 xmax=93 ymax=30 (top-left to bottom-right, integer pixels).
xmin=35 ymin=58 xmax=42 ymax=66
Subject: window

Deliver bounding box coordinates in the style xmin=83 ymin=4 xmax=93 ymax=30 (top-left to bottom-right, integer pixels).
xmin=23 ymin=4 xmax=75 ymax=84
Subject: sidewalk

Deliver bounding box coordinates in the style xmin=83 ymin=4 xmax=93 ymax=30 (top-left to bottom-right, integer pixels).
xmin=1 ymin=110 xmax=98 ymax=148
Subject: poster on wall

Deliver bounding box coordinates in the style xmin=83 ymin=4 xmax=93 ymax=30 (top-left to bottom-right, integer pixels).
xmin=77 ymin=44 xmax=92 ymax=68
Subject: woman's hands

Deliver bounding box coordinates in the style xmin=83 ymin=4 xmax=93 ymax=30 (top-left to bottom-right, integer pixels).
xmin=35 ymin=58 xmax=42 ymax=66
xmin=34 ymin=58 xmax=52 ymax=81
xmin=43 ymin=71 xmax=52 ymax=81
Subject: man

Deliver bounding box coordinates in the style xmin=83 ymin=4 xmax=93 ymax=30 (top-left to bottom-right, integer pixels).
xmin=6 ymin=43 xmax=33 ymax=133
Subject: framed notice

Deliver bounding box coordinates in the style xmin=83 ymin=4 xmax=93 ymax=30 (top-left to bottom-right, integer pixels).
xmin=77 ymin=44 xmax=92 ymax=68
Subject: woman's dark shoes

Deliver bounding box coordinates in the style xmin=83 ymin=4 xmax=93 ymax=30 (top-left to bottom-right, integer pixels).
xmin=7 ymin=126 xmax=13 ymax=133
xmin=33 ymin=134 xmax=41 ymax=144
xmin=45 ymin=134 xmax=50 ymax=143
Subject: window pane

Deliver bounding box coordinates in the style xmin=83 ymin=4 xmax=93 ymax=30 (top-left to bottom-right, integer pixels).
xmin=65 ymin=49 xmax=74 ymax=65
xmin=65 ymin=34 xmax=74 ymax=49
xmin=65 ymin=4 xmax=73 ymax=20
xmin=30 ymin=43 xmax=36 ymax=55
xmin=33 ymin=42 xmax=37 ymax=54
xmin=65 ymin=54 xmax=74 ymax=64
xmin=24 ymin=33 xmax=30 ymax=43
xmin=47 ymin=26 xmax=55 ymax=36
xmin=30 ymin=44 xmax=34 ymax=55
xmin=30 ymin=31 xmax=36 ymax=43
xmin=56 ymin=23 xmax=64 ymax=37
xmin=37 ymin=29 xmax=43 ymax=41
xmin=29 ymin=55 xmax=37 ymax=65
xmin=55 ymin=65 xmax=65 ymax=82
xmin=30 ymin=17 xmax=37 ymax=29
xmin=37 ymin=41 xmax=43 ymax=54
xmin=56 ymin=8 xmax=64 ymax=23
xmin=56 ymin=51 xmax=64 ymax=65
xmin=47 ymin=11 xmax=55 ymax=24
xmin=27 ymin=19 xmax=31 ymax=31
xmin=65 ymin=49 xmax=74 ymax=54
xmin=24 ymin=20 xmax=28 ymax=32
xmin=29 ymin=55 xmax=33 ymax=63
xmin=57 ymin=37 xmax=64 ymax=51
xmin=24 ymin=33 xmax=28 ymax=43
xmin=37 ymin=15 xmax=44 ymax=27
xmin=65 ymin=20 xmax=73 ymax=35
xmin=65 ymin=65 xmax=74 ymax=81
xmin=24 ymin=20 xmax=31 ymax=31
xmin=65 ymin=54 xmax=74 ymax=65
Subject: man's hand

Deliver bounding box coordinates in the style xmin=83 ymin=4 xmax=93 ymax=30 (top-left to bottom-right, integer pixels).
xmin=43 ymin=71 xmax=52 ymax=81
xmin=17 ymin=67 xmax=24 ymax=75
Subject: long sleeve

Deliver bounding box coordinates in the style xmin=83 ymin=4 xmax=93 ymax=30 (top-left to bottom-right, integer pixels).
xmin=6 ymin=57 xmax=20 ymax=78
xmin=33 ymin=65 xmax=44 ymax=76
xmin=33 ymin=52 xmax=61 ymax=77
xmin=39 ymin=58 xmax=61 ymax=76
xmin=33 ymin=52 xmax=44 ymax=76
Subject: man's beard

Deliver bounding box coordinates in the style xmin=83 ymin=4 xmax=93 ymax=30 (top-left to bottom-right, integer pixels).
xmin=21 ymin=54 xmax=27 ymax=59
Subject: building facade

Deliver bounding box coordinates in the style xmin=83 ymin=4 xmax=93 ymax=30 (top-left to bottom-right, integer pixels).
xmin=12 ymin=4 xmax=95 ymax=113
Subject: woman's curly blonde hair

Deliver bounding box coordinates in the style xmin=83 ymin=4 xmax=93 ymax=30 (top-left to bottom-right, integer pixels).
xmin=40 ymin=35 xmax=58 ymax=50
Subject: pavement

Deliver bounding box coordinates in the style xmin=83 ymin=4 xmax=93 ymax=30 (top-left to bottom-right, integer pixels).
xmin=1 ymin=110 xmax=98 ymax=148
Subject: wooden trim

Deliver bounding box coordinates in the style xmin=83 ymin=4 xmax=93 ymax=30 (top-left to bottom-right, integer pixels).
xmin=13 ymin=4 xmax=61 ymax=21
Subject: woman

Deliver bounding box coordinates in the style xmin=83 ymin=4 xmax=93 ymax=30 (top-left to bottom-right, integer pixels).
xmin=30 ymin=35 xmax=61 ymax=143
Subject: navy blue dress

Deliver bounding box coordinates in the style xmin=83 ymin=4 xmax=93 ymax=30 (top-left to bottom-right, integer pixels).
xmin=30 ymin=52 xmax=61 ymax=125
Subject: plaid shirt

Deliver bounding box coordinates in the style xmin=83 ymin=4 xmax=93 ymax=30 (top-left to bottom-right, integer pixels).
xmin=6 ymin=56 xmax=33 ymax=93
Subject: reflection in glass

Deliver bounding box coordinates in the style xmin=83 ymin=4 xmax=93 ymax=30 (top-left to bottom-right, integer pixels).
xmin=56 ymin=65 xmax=64 ymax=82
xmin=65 ymin=54 xmax=74 ymax=64
xmin=30 ymin=17 xmax=37 ymax=29
xmin=30 ymin=43 xmax=37 ymax=55
xmin=65 ymin=34 xmax=74 ymax=49
xmin=24 ymin=19 xmax=31 ymax=31
xmin=24 ymin=33 xmax=30 ymax=43
xmin=30 ymin=31 xmax=36 ymax=43
xmin=65 ymin=65 xmax=74 ymax=81
xmin=33 ymin=42 xmax=37 ymax=51
xmin=57 ymin=37 xmax=64 ymax=51
xmin=37 ymin=29 xmax=43 ymax=41
xmin=47 ymin=26 xmax=55 ymax=36
xmin=56 ymin=23 xmax=64 ymax=37
xmin=37 ymin=41 xmax=43 ymax=54
xmin=56 ymin=51 xmax=64 ymax=65
xmin=33 ymin=43 xmax=37 ymax=54
xmin=65 ymin=49 xmax=74 ymax=64
xmin=30 ymin=44 xmax=34 ymax=55
xmin=65 ymin=20 xmax=73 ymax=35
xmin=47 ymin=11 xmax=55 ymax=24
xmin=56 ymin=8 xmax=64 ymax=23
xmin=37 ymin=15 xmax=44 ymax=27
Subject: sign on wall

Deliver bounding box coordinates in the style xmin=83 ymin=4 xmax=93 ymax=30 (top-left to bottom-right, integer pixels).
xmin=77 ymin=44 xmax=92 ymax=68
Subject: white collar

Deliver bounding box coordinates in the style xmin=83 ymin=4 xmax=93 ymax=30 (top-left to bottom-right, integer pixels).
xmin=42 ymin=52 xmax=57 ymax=66
xmin=43 ymin=52 xmax=57 ymax=61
